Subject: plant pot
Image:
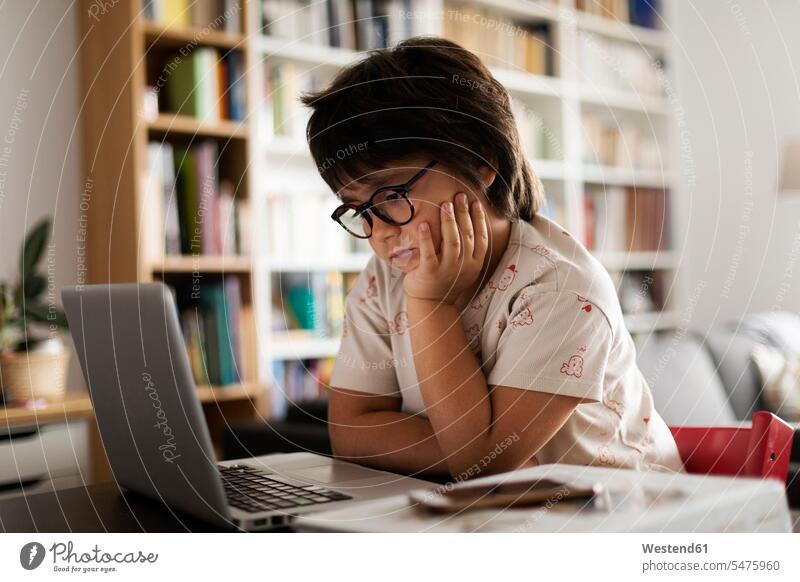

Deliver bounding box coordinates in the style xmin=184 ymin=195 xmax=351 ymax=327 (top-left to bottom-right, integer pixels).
xmin=0 ymin=347 xmax=70 ymax=404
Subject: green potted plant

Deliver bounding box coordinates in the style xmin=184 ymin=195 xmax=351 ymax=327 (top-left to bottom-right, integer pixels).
xmin=0 ymin=218 xmax=70 ymax=404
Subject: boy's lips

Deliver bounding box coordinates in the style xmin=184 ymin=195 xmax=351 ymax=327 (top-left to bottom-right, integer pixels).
xmin=390 ymin=248 xmax=416 ymax=259
xmin=390 ymin=248 xmax=417 ymax=264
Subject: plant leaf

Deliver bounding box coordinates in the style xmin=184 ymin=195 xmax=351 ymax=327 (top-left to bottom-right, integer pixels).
xmin=23 ymin=275 xmax=47 ymax=299
xmin=23 ymin=303 xmax=68 ymax=328
xmin=20 ymin=218 xmax=51 ymax=283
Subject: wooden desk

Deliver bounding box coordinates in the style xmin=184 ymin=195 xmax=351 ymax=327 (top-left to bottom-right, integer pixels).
xmin=0 ymin=482 xmax=226 ymax=532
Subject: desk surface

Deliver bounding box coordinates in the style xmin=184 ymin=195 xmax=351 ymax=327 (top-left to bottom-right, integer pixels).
xmin=1 ymin=467 xmax=794 ymax=533
xmin=297 ymin=464 xmax=794 ymax=533
xmin=0 ymin=483 xmax=226 ymax=533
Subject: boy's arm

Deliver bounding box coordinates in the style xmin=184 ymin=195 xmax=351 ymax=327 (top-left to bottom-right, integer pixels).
xmin=328 ymin=387 xmax=451 ymax=477
xmin=407 ymin=297 xmax=582 ymax=479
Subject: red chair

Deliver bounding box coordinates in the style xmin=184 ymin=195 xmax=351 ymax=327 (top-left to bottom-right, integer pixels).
xmin=669 ymin=411 xmax=794 ymax=483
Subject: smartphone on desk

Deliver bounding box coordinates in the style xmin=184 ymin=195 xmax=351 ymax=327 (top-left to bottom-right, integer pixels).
xmin=409 ymin=477 xmax=603 ymax=514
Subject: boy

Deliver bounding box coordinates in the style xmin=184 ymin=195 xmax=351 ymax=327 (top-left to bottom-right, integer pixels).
xmin=300 ymin=36 xmax=683 ymax=480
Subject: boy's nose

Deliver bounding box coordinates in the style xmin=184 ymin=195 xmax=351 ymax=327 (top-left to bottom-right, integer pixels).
xmin=371 ymin=216 xmax=402 ymax=241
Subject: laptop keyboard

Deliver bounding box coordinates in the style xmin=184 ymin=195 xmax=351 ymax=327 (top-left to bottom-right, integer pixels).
xmin=219 ymin=464 xmax=353 ymax=514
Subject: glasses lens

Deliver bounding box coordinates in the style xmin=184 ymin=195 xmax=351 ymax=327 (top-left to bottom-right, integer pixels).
xmin=337 ymin=207 xmax=371 ymax=238
xmin=372 ymin=190 xmax=413 ymax=224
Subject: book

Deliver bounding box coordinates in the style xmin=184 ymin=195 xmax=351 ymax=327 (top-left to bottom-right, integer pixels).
xmin=224 ymin=52 xmax=246 ymax=121
xmin=168 ymin=140 xmax=251 ymax=257
xmin=173 ymin=277 xmax=244 ymax=386
xmin=166 ymin=47 xmax=216 ymax=121
xmin=585 ymin=186 xmax=668 ymax=252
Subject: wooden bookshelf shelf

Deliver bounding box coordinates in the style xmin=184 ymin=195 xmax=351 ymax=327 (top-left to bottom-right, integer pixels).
xmin=270 ymin=331 xmax=341 ymax=360
xmin=196 ymin=382 xmax=265 ymax=403
xmin=491 ymin=68 xmax=563 ymax=98
xmin=142 ymin=22 xmax=245 ymax=50
xmin=0 ymin=394 xmax=94 ymax=427
xmin=265 ymin=254 xmax=371 ymax=273
xmin=574 ymin=11 xmax=670 ymax=50
xmin=152 ymin=255 xmax=252 ymax=273
xmin=147 ymin=114 xmax=248 ymax=139
xmin=258 ymin=35 xmax=359 ymax=68
xmin=579 ymin=85 xmax=671 ymax=116
xmin=530 ymin=158 xmax=565 ymax=181
xmin=595 ymin=251 xmax=678 ymax=271
xmin=582 ymin=165 xmax=673 ymax=189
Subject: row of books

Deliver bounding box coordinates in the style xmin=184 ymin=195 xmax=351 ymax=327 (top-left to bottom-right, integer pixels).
xmin=578 ymin=32 xmax=665 ymax=96
xmin=144 ymin=141 xmax=252 ymax=258
xmin=583 ymin=186 xmax=669 ymax=252
xmin=160 ymin=47 xmax=246 ymax=122
xmin=575 ymin=0 xmax=662 ymax=30
xmin=442 ymin=1 xmax=552 ymax=75
xmin=271 ymin=271 xmax=354 ymax=337
xmin=175 ymin=277 xmax=244 ymax=386
xmin=269 ymin=358 xmax=334 ymax=418
xmin=262 ymin=0 xmax=427 ymax=50
xmin=265 ymin=191 xmax=372 ymax=260
xmin=261 ymin=62 xmax=323 ymax=142
xmin=581 ymin=112 xmax=662 ymax=169
xmin=143 ymin=0 xmax=242 ymax=33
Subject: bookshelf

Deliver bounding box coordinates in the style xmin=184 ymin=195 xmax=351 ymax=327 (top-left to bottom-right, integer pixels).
xmin=78 ymin=0 xmax=267 ymax=457
xmin=80 ymin=0 xmax=678 ymax=425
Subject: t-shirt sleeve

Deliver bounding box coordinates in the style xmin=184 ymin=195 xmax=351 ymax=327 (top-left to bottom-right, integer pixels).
xmin=486 ymin=288 xmax=614 ymax=402
xmin=328 ymin=266 xmax=401 ymax=397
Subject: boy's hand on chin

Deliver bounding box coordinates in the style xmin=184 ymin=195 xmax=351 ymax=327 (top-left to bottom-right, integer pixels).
xmin=402 ymin=192 xmax=489 ymax=305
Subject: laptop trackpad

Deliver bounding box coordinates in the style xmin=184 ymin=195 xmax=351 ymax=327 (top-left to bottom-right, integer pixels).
xmin=291 ymin=463 xmax=387 ymax=484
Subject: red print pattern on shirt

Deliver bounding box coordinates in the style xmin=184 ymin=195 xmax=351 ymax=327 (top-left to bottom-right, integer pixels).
xmin=603 ymin=396 xmax=625 ymax=417
xmin=470 ymin=284 xmax=494 ymax=310
xmin=464 ymin=324 xmax=482 ymax=357
xmin=388 ymin=310 xmax=409 ymax=335
xmin=465 ymin=323 xmax=481 ymax=344
xmin=497 ymin=319 xmax=506 ymax=332
xmin=510 ymin=307 xmax=534 ymax=328
xmin=560 ymin=346 xmax=587 ymax=378
xmin=527 ymin=244 xmax=551 ymax=258
xmin=576 ymin=295 xmax=592 ymax=312
xmin=489 ymin=264 xmax=517 ymax=292
xmin=342 ymin=315 xmax=349 ymax=338
xmin=358 ymin=275 xmax=378 ymax=305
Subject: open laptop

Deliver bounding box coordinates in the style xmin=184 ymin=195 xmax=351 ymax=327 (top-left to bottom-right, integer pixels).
xmin=62 ymin=283 xmax=432 ymax=531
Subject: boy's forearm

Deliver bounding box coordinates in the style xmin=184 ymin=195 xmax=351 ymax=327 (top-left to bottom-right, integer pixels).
xmin=407 ymin=297 xmax=500 ymax=475
xmin=330 ymin=411 xmax=451 ymax=476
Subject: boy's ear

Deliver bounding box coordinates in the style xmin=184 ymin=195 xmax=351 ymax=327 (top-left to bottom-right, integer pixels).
xmin=479 ymin=159 xmax=498 ymax=189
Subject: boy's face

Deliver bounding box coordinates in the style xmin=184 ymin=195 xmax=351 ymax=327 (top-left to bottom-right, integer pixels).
xmin=339 ymin=157 xmax=496 ymax=272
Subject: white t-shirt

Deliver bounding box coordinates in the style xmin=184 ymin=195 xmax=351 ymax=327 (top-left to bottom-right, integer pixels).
xmin=329 ymin=214 xmax=685 ymax=473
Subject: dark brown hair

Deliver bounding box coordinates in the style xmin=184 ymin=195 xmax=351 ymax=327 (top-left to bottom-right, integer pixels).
xmin=299 ymin=36 xmax=543 ymax=221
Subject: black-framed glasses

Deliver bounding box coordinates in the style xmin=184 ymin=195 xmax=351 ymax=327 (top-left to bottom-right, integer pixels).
xmin=331 ymin=160 xmax=439 ymax=239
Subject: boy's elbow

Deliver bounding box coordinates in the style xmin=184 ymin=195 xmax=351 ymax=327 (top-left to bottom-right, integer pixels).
xmin=328 ymin=422 xmax=354 ymax=460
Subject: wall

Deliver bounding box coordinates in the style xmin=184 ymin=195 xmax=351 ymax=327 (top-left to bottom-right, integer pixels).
xmin=673 ymin=0 xmax=800 ymax=331
xmin=0 ymin=1 xmax=83 ymax=388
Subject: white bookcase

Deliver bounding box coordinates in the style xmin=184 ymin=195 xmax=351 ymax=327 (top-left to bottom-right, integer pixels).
xmin=251 ymin=0 xmax=680 ymax=413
